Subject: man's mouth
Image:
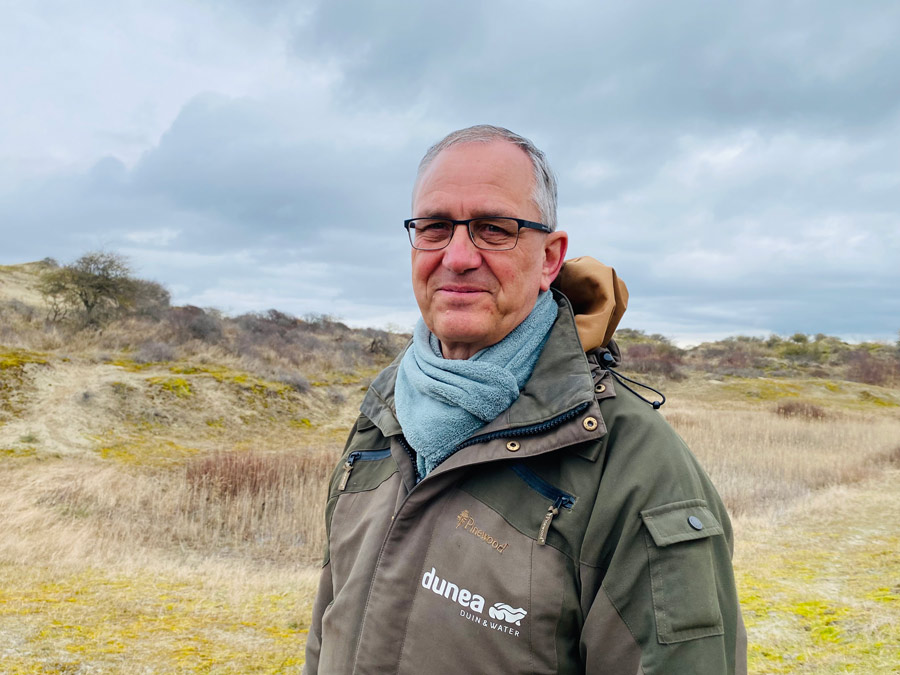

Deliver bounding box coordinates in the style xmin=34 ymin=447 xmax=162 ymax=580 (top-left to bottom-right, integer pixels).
xmin=438 ymin=285 xmax=486 ymax=294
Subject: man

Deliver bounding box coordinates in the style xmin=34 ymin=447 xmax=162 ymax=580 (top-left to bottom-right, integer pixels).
xmin=303 ymin=125 xmax=747 ymax=674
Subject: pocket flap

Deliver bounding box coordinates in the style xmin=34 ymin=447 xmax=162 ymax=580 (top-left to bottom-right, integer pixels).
xmin=640 ymin=499 xmax=723 ymax=547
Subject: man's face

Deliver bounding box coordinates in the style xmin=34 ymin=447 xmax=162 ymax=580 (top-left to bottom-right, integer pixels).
xmin=411 ymin=140 xmax=567 ymax=360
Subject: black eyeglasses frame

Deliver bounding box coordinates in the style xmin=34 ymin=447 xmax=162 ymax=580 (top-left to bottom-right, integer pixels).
xmin=403 ymin=217 xmax=552 ymax=251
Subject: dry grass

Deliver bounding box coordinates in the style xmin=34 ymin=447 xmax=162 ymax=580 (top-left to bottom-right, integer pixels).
xmin=0 ymin=446 xmax=339 ymax=673
xmin=663 ymin=401 xmax=900 ymax=517
xmin=0 ymin=558 xmax=320 ymax=673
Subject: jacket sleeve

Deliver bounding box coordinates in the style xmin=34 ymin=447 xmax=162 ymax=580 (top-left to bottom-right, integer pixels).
xmin=579 ymin=400 xmax=748 ymax=674
xmin=302 ymin=561 xmax=333 ymax=675
xmin=302 ymin=419 xmax=362 ymax=674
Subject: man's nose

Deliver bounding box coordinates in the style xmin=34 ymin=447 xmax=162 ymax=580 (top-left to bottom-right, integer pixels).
xmin=441 ymin=223 xmax=482 ymax=273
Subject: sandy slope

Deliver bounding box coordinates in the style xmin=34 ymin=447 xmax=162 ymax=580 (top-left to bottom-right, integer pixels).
xmin=0 ymin=359 xmax=139 ymax=456
xmin=0 ymin=262 xmax=50 ymax=308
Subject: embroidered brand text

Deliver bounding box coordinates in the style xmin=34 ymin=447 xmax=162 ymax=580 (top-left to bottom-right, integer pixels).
xmin=456 ymin=510 xmax=509 ymax=554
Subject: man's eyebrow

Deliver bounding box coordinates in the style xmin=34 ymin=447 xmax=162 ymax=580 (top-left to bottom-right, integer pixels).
xmin=416 ymin=209 xmax=518 ymax=219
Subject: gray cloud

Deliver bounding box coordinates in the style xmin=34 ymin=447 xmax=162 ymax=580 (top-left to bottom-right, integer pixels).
xmin=1 ymin=0 xmax=898 ymax=343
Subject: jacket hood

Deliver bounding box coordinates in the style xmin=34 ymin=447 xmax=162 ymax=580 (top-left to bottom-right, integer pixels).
xmin=551 ymin=256 xmax=628 ymax=352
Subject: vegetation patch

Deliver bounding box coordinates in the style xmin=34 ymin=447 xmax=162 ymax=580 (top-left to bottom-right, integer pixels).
xmin=109 ymin=358 xmax=157 ymax=372
xmin=0 ymin=564 xmax=311 ymax=673
xmin=0 ymin=348 xmax=49 ymax=370
xmin=773 ymin=400 xmax=827 ymax=420
xmin=724 ymin=377 xmax=803 ymax=401
xmin=92 ymin=435 xmax=201 ymax=465
xmin=1 ymin=446 xmax=37 ymax=458
xmin=858 ymin=390 xmax=899 ymax=408
xmin=148 ymin=377 xmax=192 ymax=399
xmin=736 ymin=471 xmax=900 ymax=674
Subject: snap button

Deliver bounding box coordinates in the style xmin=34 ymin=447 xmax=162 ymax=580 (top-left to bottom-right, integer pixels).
xmin=594 ymin=384 xmax=606 ymax=394
xmin=506 ymin=441 xmax=520 ymax=452
xmin=582 ymin=417 xmax=598 ymax=431
xmin=688 ymin=515 xmax=703 ymax=531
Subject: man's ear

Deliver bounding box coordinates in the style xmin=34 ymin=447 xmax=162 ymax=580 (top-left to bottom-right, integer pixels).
xmin=540 ymin=231 xmax=569 ymax=291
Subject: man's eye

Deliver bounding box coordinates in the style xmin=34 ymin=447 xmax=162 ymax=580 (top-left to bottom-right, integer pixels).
xmin=473 ymin=219 xmax=516 ymax=242
xmin=416 ymin=221 xmax=452 ymax=239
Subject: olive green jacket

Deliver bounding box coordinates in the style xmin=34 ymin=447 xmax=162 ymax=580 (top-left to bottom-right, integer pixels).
xmin=303 ymin=293 xmax=746 ymax=674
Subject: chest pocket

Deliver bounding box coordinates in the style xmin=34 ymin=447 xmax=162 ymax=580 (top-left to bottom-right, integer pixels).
xmin=640 ymin=499 xmax=725 ymax=644
xmin=337 ymin=449 xmax=394 ymax=492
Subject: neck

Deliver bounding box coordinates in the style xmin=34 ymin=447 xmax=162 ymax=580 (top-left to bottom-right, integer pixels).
xmin=439 ymin=341 xmax=481 ymax=360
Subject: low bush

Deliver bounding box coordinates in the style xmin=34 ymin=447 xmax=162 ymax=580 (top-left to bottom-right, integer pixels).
xmin=844 ymin=349 xmax=896 ymax=386
xmin=621 ymin=342 xmax=685 ymax=379
xmin=774 ymin=400 xmax=827 ymax=420
xmin=134 ymin=341 xmax=176 ymax=364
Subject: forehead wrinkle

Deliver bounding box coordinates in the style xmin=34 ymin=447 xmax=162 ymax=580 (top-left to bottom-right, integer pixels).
xmin=414 ymin=186 xmax=524 ymax=220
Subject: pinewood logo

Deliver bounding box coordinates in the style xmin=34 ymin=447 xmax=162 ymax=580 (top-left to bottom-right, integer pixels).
xmin=456 ymin=509 xmax=509 ymax=554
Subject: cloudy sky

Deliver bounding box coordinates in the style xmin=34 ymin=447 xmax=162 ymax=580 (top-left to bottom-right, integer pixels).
xmin=2 ymin=1 xmax=898 ymax=344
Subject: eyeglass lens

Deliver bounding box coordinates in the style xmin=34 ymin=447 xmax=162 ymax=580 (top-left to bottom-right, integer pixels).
xmin=408 ymin=218 xmax=520 ymax=250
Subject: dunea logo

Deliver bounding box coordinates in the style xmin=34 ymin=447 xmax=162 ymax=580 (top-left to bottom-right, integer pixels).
xmin=489 ymin=603 xmax=528 ymax=626
xmin=422 ymin=567 xmax=528 ymax=635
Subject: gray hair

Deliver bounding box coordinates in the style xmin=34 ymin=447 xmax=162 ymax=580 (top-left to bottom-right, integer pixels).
xmin=413 ymin=124 xmax=559 ymax=231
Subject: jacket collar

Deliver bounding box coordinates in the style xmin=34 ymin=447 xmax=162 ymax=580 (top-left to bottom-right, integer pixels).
xmin=361 ymin=291 xmax=597 ymax=441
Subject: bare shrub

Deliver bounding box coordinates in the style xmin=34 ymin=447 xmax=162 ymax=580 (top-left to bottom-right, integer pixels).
xmin=177 ymin=450 xmax=338 ymax=558
xmin=186 ymin=452 xmax=293 ymax=497
xmin=134 ymin=341 xmax=176 ymax=364
xmin=269 ymin=370 xmax=312 ymax=394
xmin=39 ymin=251 xmax=144 ymax=326
xmin=845 ymin=349 xmax=893 ymax=386
xmin=130 ymin=279 xmax=171 ymax=319
xmin=694 ymin=337 xmax=768 ymax=377
xmin=168 ymin=306 xmax=224 ymax=343
xmin=622 ymin=342 xmax=684 ymax=379
xmin=774 ymin=400 xmax=827 ymax=420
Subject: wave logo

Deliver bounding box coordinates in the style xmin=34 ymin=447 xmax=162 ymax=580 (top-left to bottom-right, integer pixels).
xmin=488 ymin=603 xmax=528 ymax=626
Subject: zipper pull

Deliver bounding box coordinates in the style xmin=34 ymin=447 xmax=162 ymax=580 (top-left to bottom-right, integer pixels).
xmin=338 ymin=453 xmax=359 ymax=491
xmin=538 ymin=503 xmax=560 ymax=545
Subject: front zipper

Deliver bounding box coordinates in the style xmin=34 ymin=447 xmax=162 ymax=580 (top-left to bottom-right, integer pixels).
xmin=338 ymin=449 xmax=392 ymax=491
xmin=397 ymin=435 xmax=420 ymax=483
xmin=398 ymin=400 xmax=594 ymax=487
xmin=511 ymin=463 xmax=576 ymax=545
xmin=454 ymin=400 xmax=592 ymax=452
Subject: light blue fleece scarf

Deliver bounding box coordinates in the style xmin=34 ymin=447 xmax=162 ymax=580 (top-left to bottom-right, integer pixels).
xmin=395 ymin=291 xmax=557 ymax=479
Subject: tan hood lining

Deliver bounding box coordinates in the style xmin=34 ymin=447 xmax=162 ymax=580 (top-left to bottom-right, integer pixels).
xmin=551 ymin=256 xmax=628 ymax=352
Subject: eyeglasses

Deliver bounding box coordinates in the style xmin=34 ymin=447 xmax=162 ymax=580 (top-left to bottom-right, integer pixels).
xmin=404 ymin=217 xmax=551 ymax=251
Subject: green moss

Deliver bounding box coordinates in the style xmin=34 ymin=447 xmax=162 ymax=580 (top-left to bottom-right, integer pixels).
xmin=96 ymin=438 xmax=200 ymax=464
xmin=1 ymin=446 xmax=36 ymax=458
xmin=109 ymin=359 xmax=156 ymax=372
xmin=205 ymin=417 xmax=225 ymax=428
xmin=790 ymin=601 xmax=849 ymax=644
xmin=865 ymin=587 xmax=900 ymax=604
xmin=0 ymin=565 xmax=310 ymax=671
xmin=724 ymin=377 xmax=802 ymax=401
xmin=0 ymin=348 xmax=48 ymax=370
xmin=148 ymin=377 xmax=192 ymax=398
xmin=168 ymin=365 xmax=204 ymax=375
xmin=859 ymin=391 xmax=898 ymax=407
xmin=289 ymin=418 xmax=312 ymax=429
